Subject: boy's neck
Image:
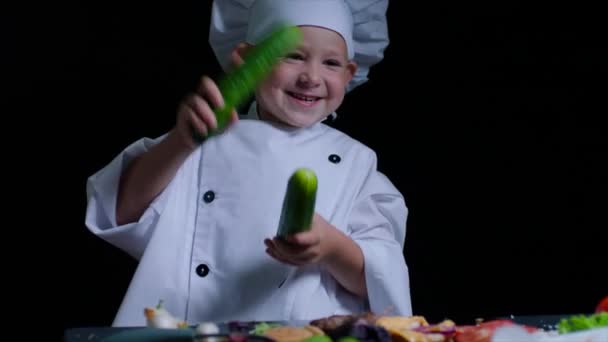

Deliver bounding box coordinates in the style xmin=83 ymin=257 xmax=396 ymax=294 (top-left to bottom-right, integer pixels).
xmin=250 ymin=102 xmax=333 ymax=131
xmin=258 ymin=108 xmax=298 ymax=130
xmin=252 ymin=103 xmax=310 ymax=131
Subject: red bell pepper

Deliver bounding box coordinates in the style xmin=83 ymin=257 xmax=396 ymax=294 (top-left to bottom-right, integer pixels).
xmin=596 ymin=296 xmax=608 ymax=313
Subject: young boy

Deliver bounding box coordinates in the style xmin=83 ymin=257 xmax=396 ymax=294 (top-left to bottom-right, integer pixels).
xmin=85 ymin=0 xmax=412 ymax=327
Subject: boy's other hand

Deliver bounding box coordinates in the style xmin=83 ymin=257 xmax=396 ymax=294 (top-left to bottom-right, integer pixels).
xmin=265 ymin=213 xmax=367 ymax=298
xmin=264 ymin=214 xmax=337 ymax=266
xmin=173 ymin=75 xmax=239 ymax=149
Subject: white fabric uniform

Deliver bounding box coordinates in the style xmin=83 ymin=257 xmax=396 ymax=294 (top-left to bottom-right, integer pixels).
xmin=85 ymin=105 xmax=412 ymax=327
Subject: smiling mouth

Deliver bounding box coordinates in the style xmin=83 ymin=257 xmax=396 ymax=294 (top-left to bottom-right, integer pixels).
xmin=287 ymin=91 xmax=321 ymax=104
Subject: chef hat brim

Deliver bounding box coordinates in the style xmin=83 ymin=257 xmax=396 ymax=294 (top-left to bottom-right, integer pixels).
xmin=208 ymin=0 xmax=390 ymax=92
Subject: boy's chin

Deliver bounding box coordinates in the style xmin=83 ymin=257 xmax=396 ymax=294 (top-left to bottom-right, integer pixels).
xmin=287 ymin=116 xmax=326 ymax=128
xmin=264 ymin=109 xmax=329 ymax=128
xmin=290 ymin=111 xmax=332 ymax=127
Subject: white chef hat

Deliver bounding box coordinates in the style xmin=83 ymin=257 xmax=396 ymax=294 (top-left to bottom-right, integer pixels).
xmin=209 ymin=0 xmax=390 ymax=92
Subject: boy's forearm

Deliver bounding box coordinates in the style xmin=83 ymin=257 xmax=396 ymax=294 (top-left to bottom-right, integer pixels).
xmin=321 ymin=226 xmax=368 ymax=298
xmin=116 ymin=131 xmax=195 ymax=225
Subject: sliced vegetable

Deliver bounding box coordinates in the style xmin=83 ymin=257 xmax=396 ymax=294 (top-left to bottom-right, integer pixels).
xmin=301 ymin=335 xmax=332 ymax=342
xmin=337 ymin=337 xmax=359 ymax=342
xmin=413 ymin=319 xmax=457 ymax=336
xmin=249 ymin=322 xmax=282 ymax=335
xmin=345 ymin=322 xmax=391 ymax=342
xmin=276 ymin=168 xmax=318 ymax=237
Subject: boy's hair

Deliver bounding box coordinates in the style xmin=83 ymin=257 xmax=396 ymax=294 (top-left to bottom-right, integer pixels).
xmin=209 ymin=0 xmax=390 ymax=92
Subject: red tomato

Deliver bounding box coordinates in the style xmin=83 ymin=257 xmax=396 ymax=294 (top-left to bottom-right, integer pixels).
xmin=596 ymin=296 xmax=608 ymax=313
xmin=454 ymin=320 xmax=537 ymax=342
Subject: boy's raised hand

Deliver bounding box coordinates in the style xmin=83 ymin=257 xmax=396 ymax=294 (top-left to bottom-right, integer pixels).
xmin=173 ymin=75 xmax=239 ymax=149
xmin=264 ymin=214 xmax=336 ymax=266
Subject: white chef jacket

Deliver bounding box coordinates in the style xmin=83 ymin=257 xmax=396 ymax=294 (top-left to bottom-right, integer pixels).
xmin=85 ymin=103 xmax=412 ymax=327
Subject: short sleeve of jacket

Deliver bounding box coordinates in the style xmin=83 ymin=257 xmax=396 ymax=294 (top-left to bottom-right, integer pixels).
xmin=347 ymin=158 xmax=412 ymax=316
xmin=84 ymin=134 xmax=171 ymax=260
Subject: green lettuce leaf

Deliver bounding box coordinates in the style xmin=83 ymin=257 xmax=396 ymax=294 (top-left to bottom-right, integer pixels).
xmin=557 ymin=312 xmax=608 ymax=334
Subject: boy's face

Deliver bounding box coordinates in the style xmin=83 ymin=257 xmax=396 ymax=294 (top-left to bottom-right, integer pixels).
xmin=254 ymin=25 xmax=357 ymax=128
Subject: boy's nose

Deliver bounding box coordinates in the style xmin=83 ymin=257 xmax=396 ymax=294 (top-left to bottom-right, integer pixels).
xmin=296 ymin=68 xmax=321 ymax=88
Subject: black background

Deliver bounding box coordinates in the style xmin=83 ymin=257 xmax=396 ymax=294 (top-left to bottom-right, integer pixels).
xmin=6 ymin=1 xmax=607 ymax=340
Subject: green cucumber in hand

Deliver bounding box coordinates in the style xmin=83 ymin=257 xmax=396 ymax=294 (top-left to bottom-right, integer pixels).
xmin=276 ymin=168 xmax=318 ymax=237
xmin=192 ymin=25 xmax=303 ymax=142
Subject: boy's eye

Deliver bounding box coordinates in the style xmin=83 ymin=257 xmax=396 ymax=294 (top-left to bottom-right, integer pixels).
xmin=285 ymin=53 xmax=304 ymax=60
xmin=325 ymin=59 xmax=342 ymax=67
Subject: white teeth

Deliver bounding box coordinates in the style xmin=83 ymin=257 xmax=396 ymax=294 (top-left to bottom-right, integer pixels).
xmin=290 ymin=92 xmax=318 ymax=102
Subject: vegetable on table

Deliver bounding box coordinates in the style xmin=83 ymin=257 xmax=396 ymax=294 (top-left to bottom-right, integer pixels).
xmin=196 ymin=322 xmax=220 ymax=335
xmin=596 ymin=296 xmax=608 ymax=313
xmin=144 ymin=300 xmax=188 ymax=329
xmin=557 ymin=312 xmax=608 ymax=334
xmin=454 ymin=320 xmax=538 ymax=342
xmin=249 ymin=322 xmax=283 ymax=335
xmin=301 ymin=335 xmax=333 ymax=342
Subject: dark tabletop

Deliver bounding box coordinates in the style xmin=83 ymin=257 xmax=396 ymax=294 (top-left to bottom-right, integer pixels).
xmin=63 ymin=315 xmax=580 ymax=342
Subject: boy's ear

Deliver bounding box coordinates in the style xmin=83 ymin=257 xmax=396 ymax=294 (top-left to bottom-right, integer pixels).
xmin=230 ymin=42 xmax=253 ymax=68
xmin=344 ymin=60 xmax=358 ymax=84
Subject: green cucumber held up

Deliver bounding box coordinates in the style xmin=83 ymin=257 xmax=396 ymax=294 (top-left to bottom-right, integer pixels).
xmin=192 ymin=25 xmax=303 ymax=142
xmin=276 ymin=168 xmax=318 ymax=237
